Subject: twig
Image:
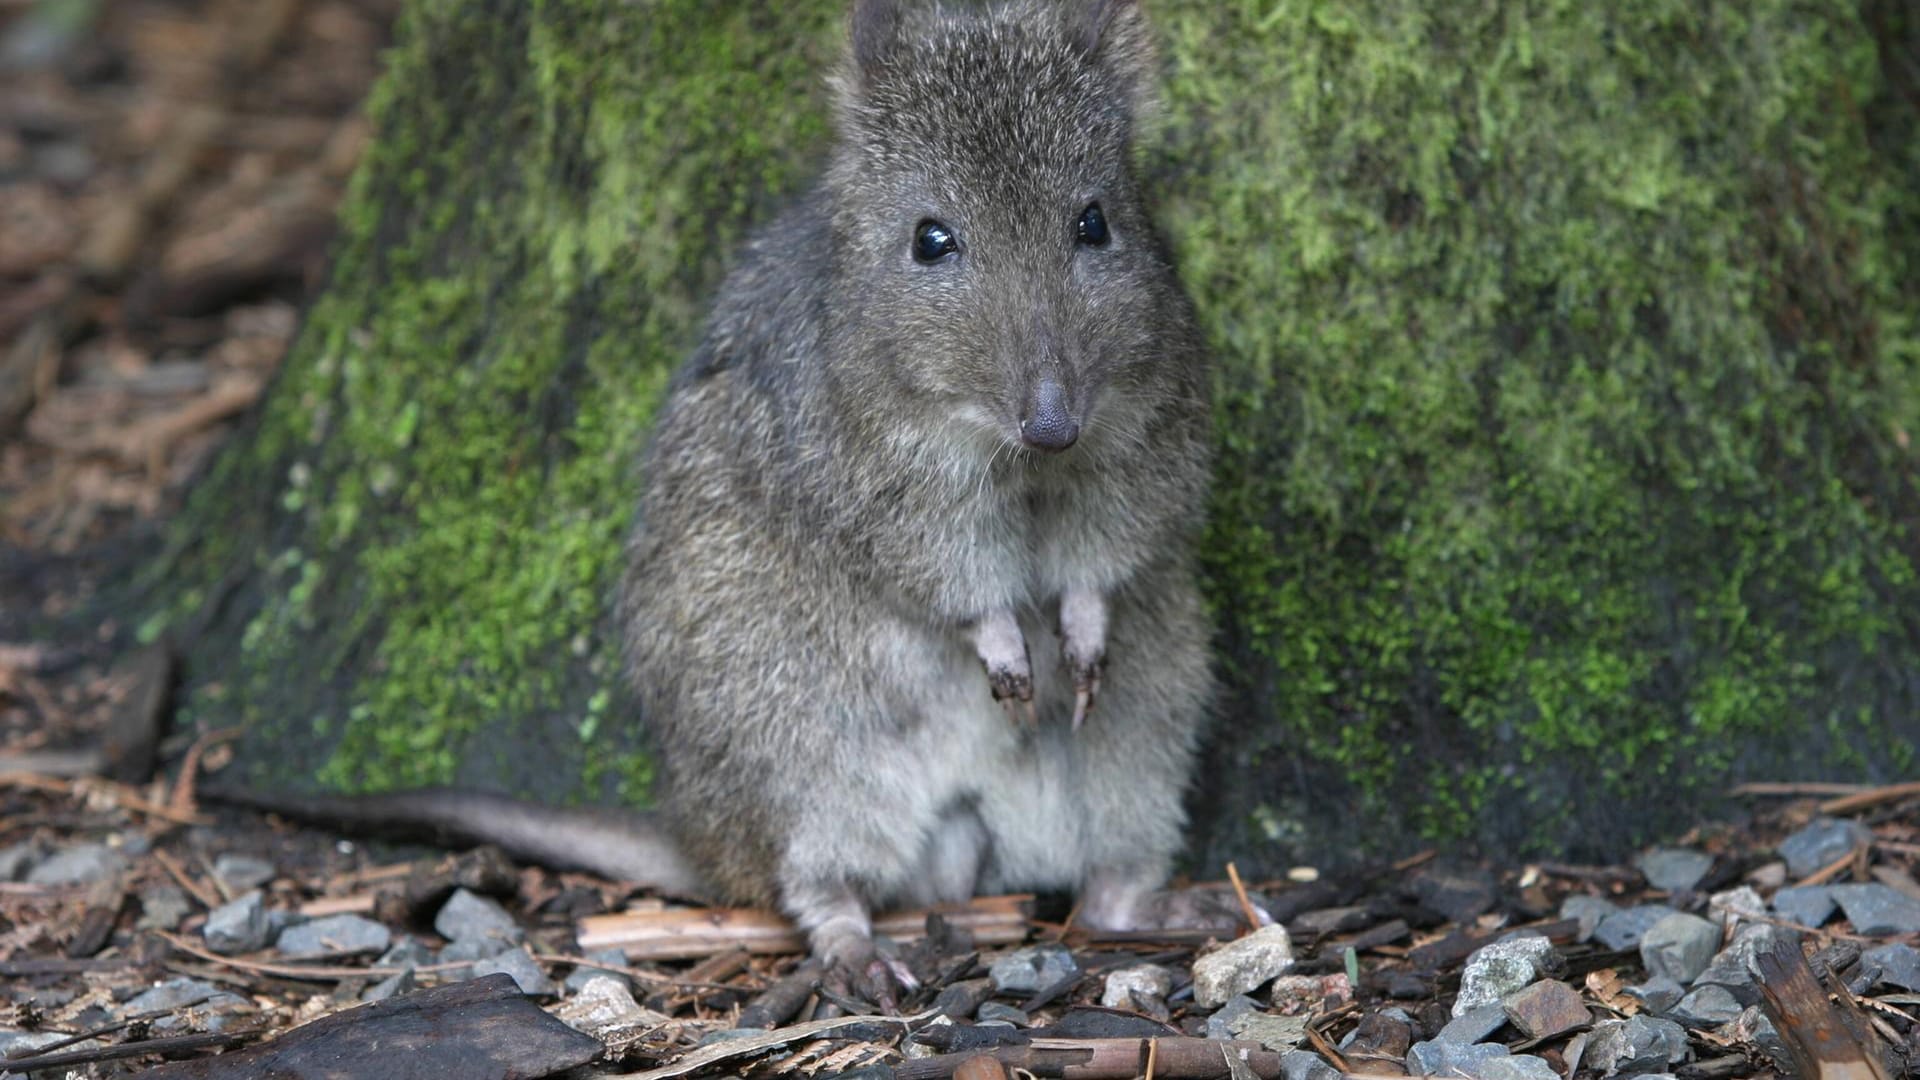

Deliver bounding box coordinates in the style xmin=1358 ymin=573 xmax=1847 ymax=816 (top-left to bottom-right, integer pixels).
xmin=151 ymin=848 xmax=222 ymax=910
xmin=1225 ymin=862 xmax=1261 ymax=933
xmin=158 ymin=931 xmax=466 ymax=982
xmin=1732 ymin=782 xmax=1872 ymax=798
xmin=1821 ymin=781 xmax=1920 ymax=815
xmin=167 ymin=725 xmax=246 ymax=820
xmin=1799 ymin=847 xmax=1865 ymax=887
xmin=0 ymin=773 xmax=209 ymax=826
xmin=1145 ymin=1036 xmax=1159 ymax=1080
xmin=1305 ymin=1019 xmax=1350 ymax=1074
xmin=0 ymin=1028 xmax=260 ymax=1071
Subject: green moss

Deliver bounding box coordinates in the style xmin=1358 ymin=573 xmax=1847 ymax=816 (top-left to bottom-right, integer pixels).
xmin=142 ymin=0 xmax=1917 ymax=865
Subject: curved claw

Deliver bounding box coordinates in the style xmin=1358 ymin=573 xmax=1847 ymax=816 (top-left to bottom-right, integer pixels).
xmin=1069 ymin=666 xmax=1102 ymax=731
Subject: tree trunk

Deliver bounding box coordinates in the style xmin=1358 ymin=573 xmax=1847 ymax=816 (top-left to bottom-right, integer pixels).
xmin=139 ymin=0 xmax=1920 ymax=867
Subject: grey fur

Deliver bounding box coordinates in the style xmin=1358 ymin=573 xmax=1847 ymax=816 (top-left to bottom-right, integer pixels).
xmin=217 ymin=0 xmax=1236 ymax=987
xmin=619 ymin=0 xmax=1225 ymax=976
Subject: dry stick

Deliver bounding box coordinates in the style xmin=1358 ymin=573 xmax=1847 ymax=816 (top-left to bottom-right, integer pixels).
xmin=158 ymin=931 xmax=463 ymax=982
xmin=1225 ymin=862 xmax=1261 ymax=933
xmin=1799 ymin=846 xmax=1866 ymax=888
xmin=1821 ymin=781 xmax=1920 ymax=816
xmin=1731 ymin=781 xmax=1872 ymax=798
xmin=0 ymin=1029 xmax=259 ymax=1072
xmin=1304 ymin=1018 xmax=1351 ymax=1074
xmin=150 ymin=847 xmax=222 ymax=910
xmin=1145 ymin=1036 xmax=1159 ymax=1080
xmin=166 ymin=725 xmax=246 ymax=820
xmin=0 ymin=772 xmax=208 ymax=826
xmin=1754 ymin=935 xmax=1892 ymax=1080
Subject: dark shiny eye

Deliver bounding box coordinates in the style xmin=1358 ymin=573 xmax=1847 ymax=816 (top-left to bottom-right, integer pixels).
xmin=913 ymin=219 xmax=958 ymax=263
xmin=1076 ymin=202 xmax=1109 ymax=246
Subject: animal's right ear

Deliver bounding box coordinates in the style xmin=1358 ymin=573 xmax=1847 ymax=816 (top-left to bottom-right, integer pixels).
xmin=850 ymin=0 xmax=905 ymax=77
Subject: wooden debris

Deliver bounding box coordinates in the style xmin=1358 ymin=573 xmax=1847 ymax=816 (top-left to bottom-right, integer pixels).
xmin=140 ymin=973 xmax=601 ymax=1079
xmin=895 ymin=1037 xmax=1287 ymax=1080
xmin=578 ymin=894 xmax=1032 ymax=961
xmin=1754 ymin=935 xmax=1894 ymax=1080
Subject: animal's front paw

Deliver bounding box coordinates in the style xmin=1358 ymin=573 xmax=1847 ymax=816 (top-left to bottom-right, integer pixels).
xmin=971 ymin=609 xmax=1034 ymax=726
xmin=1058 ymin=587 xmax=1108 ymax=730
xmin=816 ymin=927 xmax=918 ymax=1013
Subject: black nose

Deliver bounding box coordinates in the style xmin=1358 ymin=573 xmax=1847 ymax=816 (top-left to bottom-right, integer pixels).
xmin=1021 ymin=379 xmax=1079 ymax=451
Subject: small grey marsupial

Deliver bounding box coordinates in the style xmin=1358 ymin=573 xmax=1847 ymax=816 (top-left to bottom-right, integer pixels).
xmin=219 ymin=0 xmax=1262 ymax=999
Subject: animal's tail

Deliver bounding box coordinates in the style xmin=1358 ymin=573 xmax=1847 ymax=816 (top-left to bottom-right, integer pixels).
xmin=206 ymin=785 xmax=705 ymax=898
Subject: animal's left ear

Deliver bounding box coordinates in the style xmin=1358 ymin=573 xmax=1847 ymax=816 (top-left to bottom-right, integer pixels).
xmin=1065 ymin=0 xmax=1156 ymax=101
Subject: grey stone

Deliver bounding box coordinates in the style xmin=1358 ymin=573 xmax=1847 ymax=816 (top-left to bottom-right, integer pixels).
xmin=1636 ymin=849 xmax=1713 ymax=893
xmin=977 ymin=1002 xmax=1029 ymax=1026
xmin=213 ymin=854 xmax=277 ymax=892
xmin=1695 ymin=924 xmax=1801 ymax=1005
xmin=565 ymin=947 xmax=632 ymax=993
xmin=1623 ymin=977 xmax=1685 ymax=1013
xmin=1668 ymin=984 xmax=1742 ymax=1027
xmin=1230 ymin=1011 xmax=1310 ymax=1051
xmin=470 ymin=946 xmax=556 ymax=996
xmin=1829 ymin=883 xmax=1920 ymax=935
xmin=1594 ymin=905 xmax=1678 ymax=951
xmin=1452 ymin=935 xmax=1559 ymax=1017
xmin=0 ymin=1029 xmax=100 ymax=1058
xmin=1205 ymin=994 xmax=1262 ymax=1041
xmin=1502 ymin=980 xmax=1591 ymax=1039
xmin=555 ymin=976 xmax=659 ymax=1039
xmin=1191 ymin=925 xmax=1295 ymax=1008
xmin=125 ymin=977 xmax=221 ymax=1014
xmin=434 ymin=888 xmax=523 ymax=947
xmin=1770 ymin=885 xmax=1836 ymax=928
xmin=1707 ymin=886 xmax=1766 ymax=927
xmin=378 ymin=936 xmax=436 ymax=969
xmin=276 ymin=913 xmax=391 ymax=956
xmin=1280 ymin=1049 xmax=1341 ymax=1080
xmin=989 ymin=944 xmax=1079 ymax=995
xmin=203 ymin=890 xmax=273 ymax=954
xmin=1585 ymin=1016 xmax=1689 ymax=1075
xmin=1746 ymin=862 xmax=1788 ymax=890
xmin=1561 ymin=895 xmax=1618 ymax=943
xmin=1478 ymin=1055 xmax=1560 ymax=1080
xmin=1437 ymin=1003 xmax=1508 ymax=1045
xmin=1778 ymin=817 xmax=1869 ymax=878
xmin=1638 ymin=913 xmax=1721 ymax=984
xmin=24 ymin=843 xmax=124 ymax=886
xmin=1101 ymin=963 xmax=1173 ymax=1009
xmin=1860 ymin=943 xmax=1920 ymax=991
xmin=1407 ymin=1038 xmax=1510 ymax=1076
xmin=362 ymin=966 xmax=417 ymax=1002
xmin=136 ymin=885 xmax=192 ymax=932
xmin=440 ymin=936 xmax=511 ymax=964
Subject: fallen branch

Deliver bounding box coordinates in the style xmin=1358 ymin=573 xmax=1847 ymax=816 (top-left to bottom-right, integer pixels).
xmin=1821 ymin=781 xmax=1920 ymax=816
xmin=1754 ymin=935 xmax=1893 ymax=1080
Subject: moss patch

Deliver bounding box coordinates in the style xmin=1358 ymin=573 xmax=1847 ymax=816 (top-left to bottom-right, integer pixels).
xmin=144 ymin=0 xmax=1919 ymax=865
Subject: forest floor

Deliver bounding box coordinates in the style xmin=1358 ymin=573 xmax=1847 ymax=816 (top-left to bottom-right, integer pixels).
xmin=2 ymin=2 xmax=1919 ymax=1079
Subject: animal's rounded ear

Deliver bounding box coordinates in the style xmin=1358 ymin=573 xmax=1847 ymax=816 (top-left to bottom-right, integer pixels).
xmin=1066 ymin=0 xmax=1155 ymax=102
xmin=850 ymin=0 xmax=906 ymax=76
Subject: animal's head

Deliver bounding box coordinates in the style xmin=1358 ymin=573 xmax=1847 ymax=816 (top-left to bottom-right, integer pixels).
xmin=824 ymin=0 xmax=1189 ymax=457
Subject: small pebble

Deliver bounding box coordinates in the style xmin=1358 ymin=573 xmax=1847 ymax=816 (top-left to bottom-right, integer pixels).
xmin=1191 ymin=924 xmax=1294 ymax=1008
xmin=1594 ymin=905 xmax=1677 ymax=951
xmin=1585 ymin=1016 xmax=1689 ymax=1075
xmin=136 ymin=885 xmax=192 ymax=932
xmin=1452 ymin=935 xmax=1559 ymax=1017
xmin=1280 ymin=1049 xmax=1340 ymax=1080
xmin=1829 ymin=883 xmax=1920 ymax=935
xmin=1406 ymin=1038 xmax=1510 ymax=1077
xmin=1204 ymin=994 xmax=1262 ymax=1041
xmin=1636 ymin=849 xmax=1713 ymax=893
xmin=469 ymin=946 xmax=557 ymax=996
xmin=434 ymin=888 xmax=524 ymax=947
xmin=1639 ymin=913 xmax=1721 ymax=985
xmin=124 ymin=977 xmax=221 ymax=1014
xmin=1706 ymin=886 xmax=1765 ymax=927
xmin=1669 ymin=984 xmax=1742 ymax=1027
xmin=1502 ymin=980 xmax=1591 ymax=1040
xmin=1436 ymin=1003 xmax=1507 ymax=1045
xmin=213 ymin=853 xmax=277 ymax=892
xmin=24 ymin=844 xmax=124 ymax=886
xmin=1477 ymin=1055 xmax=1559 ymax=1080
xmin=554 ymin=976 xmax=664 ymax=1039
xmin=1623 ymin=976 xmax=1685 ymax=1013
xmin=1745 ymin=862 xmax=1788 ymax=890
xmin=1560 ymin=895 xmax=1617 ymax=943
xmin=203 ymin=890 xmax=273 ymax=954
xmin=976 ymin=1002 xmax=1029 ymax=1026
xmin=1101 ymin=963 xmax=1173 ymax=1010
xmin=276 ymin=913 xmax=391 ymax=957
xmin=1859 ymin=943 xmax=1920 ymax=992
xmin=1695 ymin=924 xmax=1801 ymax=1005
xmin=988 ymin=944 xmax=1078 ymax=995
xmin=1770 ymin=885 xmax=1836 ymax=928
xmin=362 ymin=966 xmax=416 ymax=1003
xmin=564 ymin=948 xmax=632 ymax=993
xmin=1777 ymin=817 xmax=1869 ymax=878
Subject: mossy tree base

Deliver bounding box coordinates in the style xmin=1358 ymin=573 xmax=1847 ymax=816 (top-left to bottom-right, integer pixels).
xmin=144 ymin=0 xmax=1920 ymax=870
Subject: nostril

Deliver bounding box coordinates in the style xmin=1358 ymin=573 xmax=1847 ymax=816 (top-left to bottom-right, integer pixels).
xmin=1021 ymin=380 xmax=1079 ymax=451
